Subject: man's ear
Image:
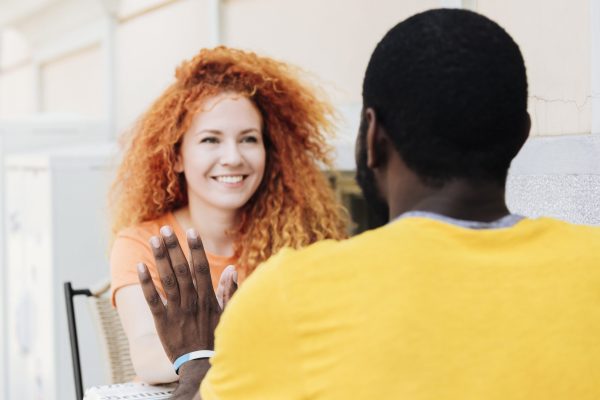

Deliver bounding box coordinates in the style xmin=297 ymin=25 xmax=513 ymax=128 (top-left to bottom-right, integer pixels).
xmin=364 ymin=108 xmax=389 ymax=169
xmin=512 ymin=112 xmax=531 ymax=156
xmin=521 ymin=112 xmax=531 ymax=145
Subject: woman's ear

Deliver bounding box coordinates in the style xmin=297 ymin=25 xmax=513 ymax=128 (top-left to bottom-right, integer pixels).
xmin=174 ymin=153 xmax=184 ymax=173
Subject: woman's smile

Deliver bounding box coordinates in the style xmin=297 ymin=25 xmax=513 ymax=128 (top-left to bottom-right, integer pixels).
xmin=212 ymin=174 xmax=249 ymax=187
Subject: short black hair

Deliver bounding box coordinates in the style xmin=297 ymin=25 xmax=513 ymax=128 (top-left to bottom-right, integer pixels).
xmin=362 ymin=9 xmax=528 ymax=185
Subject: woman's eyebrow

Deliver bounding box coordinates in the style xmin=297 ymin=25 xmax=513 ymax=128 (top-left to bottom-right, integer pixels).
xmin=240 ymin=128 xmax=260 ymax=134
xmin=196 ymin=128 xmax=260 ymax=135
xmin=197 ymin=129 xmax=223 ymax=135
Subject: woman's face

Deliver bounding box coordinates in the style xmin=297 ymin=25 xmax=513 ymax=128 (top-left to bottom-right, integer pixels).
xmin=176 ymin=92 xmax=266 ymax=212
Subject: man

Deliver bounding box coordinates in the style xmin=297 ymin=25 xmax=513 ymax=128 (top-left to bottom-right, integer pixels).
xmin=137 ymin=9 xmax=600 ymax=399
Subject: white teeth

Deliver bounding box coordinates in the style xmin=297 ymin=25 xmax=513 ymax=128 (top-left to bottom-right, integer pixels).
xmin=215 ymin=175 xmax=244 ymax=184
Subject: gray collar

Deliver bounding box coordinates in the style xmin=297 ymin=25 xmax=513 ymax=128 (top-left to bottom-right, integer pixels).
xmin=394 ymin=210 xmax=525 ymax=229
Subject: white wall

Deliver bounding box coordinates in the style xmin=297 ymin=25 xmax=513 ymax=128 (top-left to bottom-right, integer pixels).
xmin=1 ymin=0 xmax=595 ymax=138
xmin=40 ymin=44 xmax=105 ymax=117
xmin=475 ymin=0 xmax=591 ymax=136
xmin=115 ymin=0 xmax=212 ymax=132
xmin=0 ymin=66 xmax=36 ymax=117
xmin=0 ymin=29 xmax=36 ymax=116
xmin=222 ymin=0 xmax=438 ymax=105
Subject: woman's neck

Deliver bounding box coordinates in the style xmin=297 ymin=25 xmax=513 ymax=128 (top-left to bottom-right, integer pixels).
xmin=173 ymin=199 xmax=237 ymax=257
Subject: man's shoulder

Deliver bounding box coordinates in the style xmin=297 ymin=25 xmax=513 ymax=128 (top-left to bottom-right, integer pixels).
xmin=247 ymin=223 xmax=403 ymax=284
xmin=244 ymin=216 xmax=600 ymax=291
xmin=225 ymin=230 xmax=389 ymax=323
xmin=526 ymin=217 xmax=600 ymax=241
xmin=272 ymin=227 xmax=387 ymax=261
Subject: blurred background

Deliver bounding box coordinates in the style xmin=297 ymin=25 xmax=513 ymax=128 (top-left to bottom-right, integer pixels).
xmin=0 ymin=0 xmax=598 ymax=399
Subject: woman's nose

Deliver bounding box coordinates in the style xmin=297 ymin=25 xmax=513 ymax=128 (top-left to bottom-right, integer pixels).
xmin=219 ymin=141 xmax=243 ymax=166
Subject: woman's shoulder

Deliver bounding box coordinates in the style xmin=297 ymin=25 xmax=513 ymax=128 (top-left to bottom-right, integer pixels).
xmin=110 ymin=213 xmax=175 ymax=266
xmin=116 ymin=212 xmax=174 ymax=241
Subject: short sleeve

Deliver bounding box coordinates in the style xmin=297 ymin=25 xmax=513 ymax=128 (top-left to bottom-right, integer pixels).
xmin=110 ymin=229 xmax=163 ymax=307
xmin=200 ymin=248 xmax=304 ymax=400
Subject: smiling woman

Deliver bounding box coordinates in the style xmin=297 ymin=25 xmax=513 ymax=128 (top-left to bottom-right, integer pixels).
xmin=108 ymin=46 xmax=348 ymax=384
xmin=175 ymin=93 xmax=266 ymax=213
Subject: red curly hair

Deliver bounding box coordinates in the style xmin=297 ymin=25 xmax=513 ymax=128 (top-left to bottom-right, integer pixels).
xmin=110 ymin=46 xmax=347 ymax=274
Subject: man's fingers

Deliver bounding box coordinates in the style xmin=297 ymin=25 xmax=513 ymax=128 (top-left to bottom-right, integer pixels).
xmin=216 ymin=265 xmax=238 ymax=310
xmin=160 ymin=225 xmax=196 ymax=310
xmin=187 ymin=228 xmax=217 ymax=307
xmin=137 ymin=262 xmax=166 ymax=317
xmin=149 ymin=234 xmax=180 ymax=307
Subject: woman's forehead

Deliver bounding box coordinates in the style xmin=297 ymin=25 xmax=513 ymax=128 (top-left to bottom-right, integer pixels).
xmin=189 ymin=93 xmax=262 ymax=132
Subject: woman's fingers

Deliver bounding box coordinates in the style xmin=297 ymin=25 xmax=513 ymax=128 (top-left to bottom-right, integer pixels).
xmin=216 ymin=265 xmax=238 ymax=310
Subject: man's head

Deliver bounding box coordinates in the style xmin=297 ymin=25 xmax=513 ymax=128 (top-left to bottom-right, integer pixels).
xmin=356 ymin=9 xmax=530 ymax=223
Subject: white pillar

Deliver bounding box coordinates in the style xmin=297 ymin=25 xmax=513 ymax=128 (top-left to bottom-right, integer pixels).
xmin=440 ymin=0 xmax=463 ymax=8
xmin=209 ymin=0 xmax=222 ymax=46
xmin=591 ymin=0 xmax=600 ymax=135
xmin=103 ymin=15 xmax=117 ymax=138
xmin=99 ymin=0 xmax=118 ymax=138
xmin=439 ymin=0 xmax=476 ymax=10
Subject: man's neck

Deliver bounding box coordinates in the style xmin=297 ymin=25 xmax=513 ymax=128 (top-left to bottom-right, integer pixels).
xmin=388 ymin=179 xmax=510 ymax=223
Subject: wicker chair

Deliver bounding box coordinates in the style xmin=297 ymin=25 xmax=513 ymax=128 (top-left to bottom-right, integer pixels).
xmin=64 ymin=279 xmax=136 ymax=400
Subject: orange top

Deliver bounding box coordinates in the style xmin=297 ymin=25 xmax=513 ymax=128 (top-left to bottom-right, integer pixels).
xmin=110 ymin=212 xmax=237 ymax=307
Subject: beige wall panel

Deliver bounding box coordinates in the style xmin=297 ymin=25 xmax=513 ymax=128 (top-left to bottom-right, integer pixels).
xmin=1 ymin=29 xmax=31 ymax=68
xmin=40 ymin=44 xmax=104 ymax=117
xmin=115 ymin=0 xmax=211 ymax=133
xmin=475 ymin=0 xmax=591 ymax=136
xmin=223 ymin=0 xmax=438 ymax=105
xmin=119 ymin=0 xmax=176 ymax=19
xmin=16 ymin=0 xmax=105 ymax=49
xmin=0 ymin=65 xmax=36 ymax=116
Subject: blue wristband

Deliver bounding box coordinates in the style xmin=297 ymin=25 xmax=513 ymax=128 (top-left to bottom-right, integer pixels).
xmin=173 ymin=350 xmax=215 ymax=374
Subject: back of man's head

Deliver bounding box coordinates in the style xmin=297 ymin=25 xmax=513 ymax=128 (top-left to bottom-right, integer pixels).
xmin=363 ymin=9 xmax=529 ymax=186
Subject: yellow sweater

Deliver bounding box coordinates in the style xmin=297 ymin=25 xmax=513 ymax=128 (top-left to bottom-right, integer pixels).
xmin=202 ymin=217 xmax=600 ymax=399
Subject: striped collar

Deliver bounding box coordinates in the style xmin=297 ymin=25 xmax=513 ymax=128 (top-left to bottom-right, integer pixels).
xmin=393 ymin=210 xmax=525 ymax=230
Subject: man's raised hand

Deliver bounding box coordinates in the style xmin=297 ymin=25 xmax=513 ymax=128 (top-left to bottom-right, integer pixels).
xmin=136 ymin=225 xmax=236 ymax=362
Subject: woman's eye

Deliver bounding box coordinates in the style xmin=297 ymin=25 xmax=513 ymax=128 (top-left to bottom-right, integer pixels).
xmin=200 ymin=137 xmax=219 ymax=144
xmin=241 ymin=136 xmax=259 ymax=143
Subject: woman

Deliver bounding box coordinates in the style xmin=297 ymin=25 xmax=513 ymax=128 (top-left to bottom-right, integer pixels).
xmin=110 ymin=47 xmax=347 ymax=383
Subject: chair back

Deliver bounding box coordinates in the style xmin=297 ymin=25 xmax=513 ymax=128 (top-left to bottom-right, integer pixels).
xmin=86 ymin=279 xmax=136 ymax=384
xmin=65 ymin=279 xmax=136 ymax=400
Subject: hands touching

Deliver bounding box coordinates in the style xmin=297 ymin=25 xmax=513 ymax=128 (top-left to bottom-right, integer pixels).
xmin=136 ymin=225 xmax=237 ymax=398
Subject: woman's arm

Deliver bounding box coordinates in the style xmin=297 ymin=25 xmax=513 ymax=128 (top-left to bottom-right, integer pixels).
xmin=115 ymin=285 xmax=179 ymax=384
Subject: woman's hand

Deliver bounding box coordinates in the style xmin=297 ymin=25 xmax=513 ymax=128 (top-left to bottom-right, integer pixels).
xmin=136 ymin=225 xmax=236 ymax=362
xmin=216 ymin=265 xmax=238 ymax=309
